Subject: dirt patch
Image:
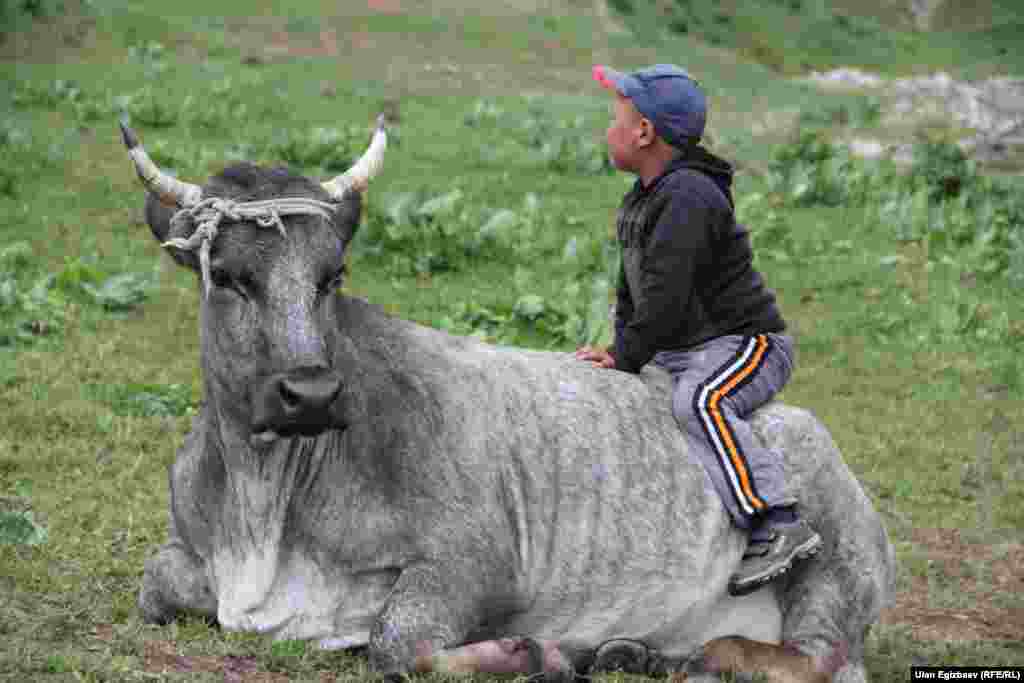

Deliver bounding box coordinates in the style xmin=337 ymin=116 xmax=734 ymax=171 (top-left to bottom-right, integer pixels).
xmin=263 ymin=27 xmax=341 ymax=59
xmin=0 ymin=2 xmax=104 ymax=62
xmin=880 ymin=528 xmax=1024 ymax=642
xmin=376 ymin=0 xmax=597 ymax=15
xmin=94 ymin=623 xmax=114 ymax=642
xmin=224 ymin=3 xmax=642 ymax=98
xmin=144 ymin=640 xmax=303 ymax=682
xmin=367 ymin=0 xmax=404 ymax=13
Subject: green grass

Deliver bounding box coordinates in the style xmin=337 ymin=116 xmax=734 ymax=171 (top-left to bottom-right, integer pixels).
xmin=1 ymin=1 xmax=1023 ymax=680
xmin=605 ymin=0 xmax=1024 ymax=79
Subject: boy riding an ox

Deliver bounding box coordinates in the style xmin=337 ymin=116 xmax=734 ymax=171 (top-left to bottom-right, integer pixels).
xmin=120 ymin=71 xmax=894 ymax=681
xmin=578 ymin=64 xmax=822 ymax=597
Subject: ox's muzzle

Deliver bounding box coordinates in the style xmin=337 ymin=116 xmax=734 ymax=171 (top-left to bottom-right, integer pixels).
xmin=250 ymin=366 xmax=345 ymax=447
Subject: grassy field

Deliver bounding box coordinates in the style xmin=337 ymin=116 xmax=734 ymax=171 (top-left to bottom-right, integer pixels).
xmin=605 ymin=0 xmax=1024 ymax=79
xmin=1 ymin=0 xmax=1023 ymax=680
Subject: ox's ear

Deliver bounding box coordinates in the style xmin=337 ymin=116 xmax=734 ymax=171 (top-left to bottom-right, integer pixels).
xmin=332 ymin=188 xmax=363 ymax=245
xmin=145 ymin=192 xmax=198 ymax=270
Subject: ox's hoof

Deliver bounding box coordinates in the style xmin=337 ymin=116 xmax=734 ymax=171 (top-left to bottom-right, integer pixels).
xmin=590 ymin=638 xmax=666 ymax=676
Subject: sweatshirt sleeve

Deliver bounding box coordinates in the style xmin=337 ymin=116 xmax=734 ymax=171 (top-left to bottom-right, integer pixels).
xmin=608 ymin=258 xmax=634 ymax=355
xmin=611 ymin=193 xmax=712 ymax=373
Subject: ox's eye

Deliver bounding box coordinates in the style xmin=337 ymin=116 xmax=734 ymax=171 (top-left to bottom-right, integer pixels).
xmin=318 ymin=269 xmax=344 ymax=295
xmin=236 ymin=269 xmax=257 ymax=293
xmin=210 ymin=267 xmax=252 ymax=298
xmin=210 ymin=268 xmax=233 ymax=290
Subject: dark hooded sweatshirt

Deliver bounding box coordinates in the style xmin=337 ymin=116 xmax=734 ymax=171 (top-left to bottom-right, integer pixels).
xmin=610 ymin=145 xmax=785 ymax=374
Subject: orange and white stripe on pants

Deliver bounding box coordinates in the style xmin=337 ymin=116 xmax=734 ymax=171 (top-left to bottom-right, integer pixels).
xmin=694 ymin=334 xmax=770 ymax=519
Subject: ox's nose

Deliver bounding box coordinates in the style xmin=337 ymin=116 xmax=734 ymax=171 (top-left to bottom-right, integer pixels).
xmin=251 ymin=366 xmax=344 ymax=440
xmin=278 ymin=372 xmax=340 ymax=416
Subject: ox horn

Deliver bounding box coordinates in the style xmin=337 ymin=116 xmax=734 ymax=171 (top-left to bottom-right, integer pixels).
xmin=119 ymin=120 xmax=202 ymax=208
xmin=321 ymin=114 xmax=387 ymax=201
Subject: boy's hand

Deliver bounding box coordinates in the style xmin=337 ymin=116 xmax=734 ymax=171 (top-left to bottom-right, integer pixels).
xmin=574 ymin=345 xmax=616 ymax=369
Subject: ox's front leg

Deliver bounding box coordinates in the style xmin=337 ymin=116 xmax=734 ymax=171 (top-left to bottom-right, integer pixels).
xmin=368 ymin=561 xmax=511 ymax=680
xmin=138 ymin=443 xmax=218 ymax=625
xmin=138 ymin=540 xmax=216 ymax=624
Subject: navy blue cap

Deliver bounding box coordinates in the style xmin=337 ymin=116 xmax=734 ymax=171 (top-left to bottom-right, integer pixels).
xmin=593 ymin=63 xmax=706 ymax=146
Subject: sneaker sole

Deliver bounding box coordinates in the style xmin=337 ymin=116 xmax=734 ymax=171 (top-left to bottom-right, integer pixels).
xmin=727 ymin=533 xmax=823 ymax=597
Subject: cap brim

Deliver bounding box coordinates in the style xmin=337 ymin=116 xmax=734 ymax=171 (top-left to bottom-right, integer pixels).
xmin=592 ymin=64 xmax=630 ymax=96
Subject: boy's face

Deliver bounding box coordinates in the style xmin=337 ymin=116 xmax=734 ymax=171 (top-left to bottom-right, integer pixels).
xmin=605 ymin=94 xmax=651 ymax=173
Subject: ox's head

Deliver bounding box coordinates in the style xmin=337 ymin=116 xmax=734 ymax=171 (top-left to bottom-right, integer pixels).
xmin=121 ymin=117 xmax=386 ymax=448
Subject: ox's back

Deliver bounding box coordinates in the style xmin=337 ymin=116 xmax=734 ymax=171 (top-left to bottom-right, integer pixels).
xmin=336 ymin=296 xmax=777 ymax=653
xmin=335 ymin=295 xmax=893 ymax=666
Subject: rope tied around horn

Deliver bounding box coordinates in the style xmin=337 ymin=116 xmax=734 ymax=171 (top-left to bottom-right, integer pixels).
xmin=163 ymin=196 xmax=339 ymax=297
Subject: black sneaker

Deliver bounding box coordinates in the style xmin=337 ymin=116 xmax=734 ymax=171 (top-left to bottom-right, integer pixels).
xmin=728 ymin=519 xmax=823 ymax=597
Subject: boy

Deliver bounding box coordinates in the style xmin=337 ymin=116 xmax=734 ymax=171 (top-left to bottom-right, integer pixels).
xmin=576 ymin=64 xmax=822 ymax=596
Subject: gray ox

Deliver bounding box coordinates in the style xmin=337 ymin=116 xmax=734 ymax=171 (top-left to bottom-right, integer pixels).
xmin=122 ymin=116 xmax=895 ymax=682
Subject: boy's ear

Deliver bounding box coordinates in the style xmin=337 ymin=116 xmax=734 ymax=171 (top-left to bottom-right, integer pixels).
xmin=636 ymin=118 xmax=657 ymax=148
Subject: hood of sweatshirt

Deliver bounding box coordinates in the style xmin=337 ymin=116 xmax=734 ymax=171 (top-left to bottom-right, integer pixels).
xmin=669 ymin=144 xmax=735 ymax=207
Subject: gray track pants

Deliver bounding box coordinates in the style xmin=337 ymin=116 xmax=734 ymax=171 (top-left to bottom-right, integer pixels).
xmin=653 ymin=333 xmax=797 ymax=530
